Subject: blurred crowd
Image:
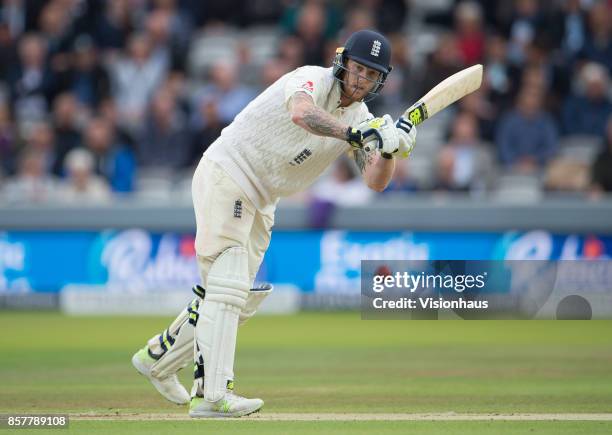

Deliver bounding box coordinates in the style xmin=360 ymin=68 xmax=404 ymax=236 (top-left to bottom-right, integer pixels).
xmin=0 ymin=0 xmax=610 ymax=205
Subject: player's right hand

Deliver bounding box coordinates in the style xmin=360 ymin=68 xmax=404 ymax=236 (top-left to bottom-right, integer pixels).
xmin=355 ymin=115 xmax=399 ymax=157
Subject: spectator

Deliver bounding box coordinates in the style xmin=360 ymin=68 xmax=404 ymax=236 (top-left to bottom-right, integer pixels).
xmin=197 ymin=0 xmax=246 ymax=27
xmin=484 ymin=33 xmax=516 ymax=110
xmin=519 ymin=64 xmax=548 ymax=96
xmin=109 ymin=33 xmax=167 ymax=130
xmin=0 ymin=0 xmax=26 ymax=40
xmin=191 ymin=61 xmax=256 ymax=127
xmin=505 ymin=0 xmax=544 ymax=66
xmin=7 ymin=33 xmax=55 ymax=128
xmin=239 ymin=0 xmax=285 ymax=25
xmin=337 ymin=7 xmax=376 ymax=43
xmin=93 ymin=0 xmax=135 ymax=52
xmin=458 ymin=90 xmax=497 ymax=142
xmin=188 ymin=99 xmax=226 ymax=167
xmin=277 ymin=35 xmax=305 ymax=71
xmin=0 ymin=23 xmax=17 ymax=82
xmin=158 ymin=72 xmax=191 ymax=119
xmin=83 ymin=117 xmax=136 ymax=192
xmin=289 ymin=0 xmax=330 ymax=66
xmin=0 ymin=0 xmax=44 ymax=39
xmin=150 ymin=0 xmax=194 ymax=69
xmin=377 ymin=0 xmax=409 ymax=34
xmin=235 ymin=40 xmax=260 ymax=87
xmin=97 ymin=97 xmax=136 ymax=149
xmin=354 ymin=0 xmax=408 ymax=34
xmin=561 ymin=62 xmax=612 ymax=137
xmin=496 ymin=88 xmax=559 ymax=172
xmin=57 ymin=147 xmax=111 ymax=202
xmin=419 ymin=33 xmax=463 ymax=100
xmin=0 ymin=102 xmax=17 ymax=176
xmin=38 ymin=1 xmax=75 ymax=70
xmin=281 ymin=0 xmax=342 ymax=42
xmin=51 ymin=92 xmax=83 ymax=176
xmin=144 ymin=9 xmax=182 ymax=73
xmin=454 ymin=1 xmax=485 ymax=65
xmin=580 ymin=0 xmax=612 ymax=73
xmin=260 ymin=58 xmax=291 ymax=88
xmin=136 ymin=89 xmax=191 ymax=170
xmin=435 ymin=112 xmax=494 ymax=192
xmin=591 ymin=116 xmax=612 ymax=193
xmin=549 ymin=0 xmax=588 ymax=61
xmin=58 ymin=34 xmax=111 ymax=109
xmin=522 ymin=38 xmax=572 ymax=110
xmin=2 ymin=146 xmax=58 ymax=202
xmin=23 ymin=120 xmax=58 ymax=174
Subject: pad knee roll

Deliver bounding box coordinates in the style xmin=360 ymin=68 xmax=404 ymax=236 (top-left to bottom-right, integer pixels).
xmin=205 ymin=247 xmax=250 ymax=309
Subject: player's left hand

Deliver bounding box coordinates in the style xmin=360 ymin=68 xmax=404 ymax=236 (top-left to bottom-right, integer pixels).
xmin=395 ymin=116 xmax=417 ymax=159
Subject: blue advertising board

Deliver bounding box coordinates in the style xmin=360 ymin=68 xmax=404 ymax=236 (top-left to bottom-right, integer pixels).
xmin=1 ymin=229 xmax=611 ymax=294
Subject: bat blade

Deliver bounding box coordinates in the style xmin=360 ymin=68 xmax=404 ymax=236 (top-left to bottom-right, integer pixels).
xmin=403 ymin=64 xmax=483 ymax=126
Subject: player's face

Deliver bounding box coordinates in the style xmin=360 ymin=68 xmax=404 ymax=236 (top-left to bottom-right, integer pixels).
xmin=342 ymin=59 xmax=381 ymax=102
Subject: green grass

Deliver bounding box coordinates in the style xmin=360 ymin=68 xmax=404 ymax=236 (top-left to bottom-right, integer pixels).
xmin=1 ymin=312 xmax=612 ymax=433
xmin=11 ymin=421 xmax=612 ymax=435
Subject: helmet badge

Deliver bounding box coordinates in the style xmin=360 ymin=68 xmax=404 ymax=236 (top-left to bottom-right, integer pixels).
xmin=370 ymin=40 xmax=381 ymax=57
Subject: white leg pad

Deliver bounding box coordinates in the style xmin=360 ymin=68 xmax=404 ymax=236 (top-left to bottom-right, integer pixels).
xmin=196 ymin=247 xmax=250 ymax=403
xmin=147 ymin=284 xmax=272 ymax=382
xmin=239 ymin=284 xmax=273 ymax=325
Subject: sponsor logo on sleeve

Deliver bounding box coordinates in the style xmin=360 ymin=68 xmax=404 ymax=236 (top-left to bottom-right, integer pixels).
xmin=300 ymin=80 xmax=314 ymax=93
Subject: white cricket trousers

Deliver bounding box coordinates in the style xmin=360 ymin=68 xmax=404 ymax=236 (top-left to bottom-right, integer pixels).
xmin=191 ymin=156 xmax=274 ymax=287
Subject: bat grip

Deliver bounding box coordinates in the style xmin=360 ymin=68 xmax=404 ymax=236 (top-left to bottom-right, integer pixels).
xmin=403 ymin=101 xmax=427 ymax=126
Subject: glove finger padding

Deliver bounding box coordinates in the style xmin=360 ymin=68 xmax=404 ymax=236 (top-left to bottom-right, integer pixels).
xmin=362 ymin=128 xmax=382 ymax=152
xmin=395 ymin=116 xmax=417 ymax=159
xmin=361 ymin=114 xmax=399 ymax=154
xmin=378 ymin=114 xmax=400 ymax=155
xmin=357 ymin=117 xmax=384 ymax=152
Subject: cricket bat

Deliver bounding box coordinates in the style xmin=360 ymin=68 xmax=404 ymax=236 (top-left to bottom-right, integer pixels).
xmin=403 ymin=64 xmax=483 ymax=126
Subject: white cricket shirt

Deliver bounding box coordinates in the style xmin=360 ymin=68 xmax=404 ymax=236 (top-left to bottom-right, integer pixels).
xmin=205 ymin=66 xmax=371 ymax=210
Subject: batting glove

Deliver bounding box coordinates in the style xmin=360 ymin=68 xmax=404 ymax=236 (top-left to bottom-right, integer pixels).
xmin=395 ymin=117 xmax=417 ymax=159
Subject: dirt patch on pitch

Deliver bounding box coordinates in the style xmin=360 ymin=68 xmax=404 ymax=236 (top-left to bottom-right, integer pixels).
xmin=71 ymin=412 xmax=612 ymax=421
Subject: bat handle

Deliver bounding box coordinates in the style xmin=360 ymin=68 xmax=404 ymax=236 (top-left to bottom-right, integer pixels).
xmin=362 ymin=134 xmax=378 ymax=152
xmin=403 ymin=101 xmax=427 ymax=126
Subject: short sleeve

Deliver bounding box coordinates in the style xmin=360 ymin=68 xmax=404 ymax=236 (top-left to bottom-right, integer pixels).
xmin=284 ymin=66 xmax=330 ymax=109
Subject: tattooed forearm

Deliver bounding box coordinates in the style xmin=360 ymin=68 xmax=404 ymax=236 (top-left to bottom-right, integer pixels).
xmin=353 ymin=148 xmax=373 ymax=174
xmin=301 ymin=106 xmax=347 ymax=140
xmin=290 ymin=92 xmax=348 ymax=140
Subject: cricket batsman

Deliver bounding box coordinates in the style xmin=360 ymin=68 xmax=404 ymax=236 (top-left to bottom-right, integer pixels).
xmin=131 ymin=29 xmax=417 ymax=417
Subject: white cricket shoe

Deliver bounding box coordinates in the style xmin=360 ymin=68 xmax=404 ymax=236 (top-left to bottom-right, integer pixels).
xmin=131 ymin=346 xmax=190 ymax=405
xmin=189 ymin=392 xmax=264 ymax=418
